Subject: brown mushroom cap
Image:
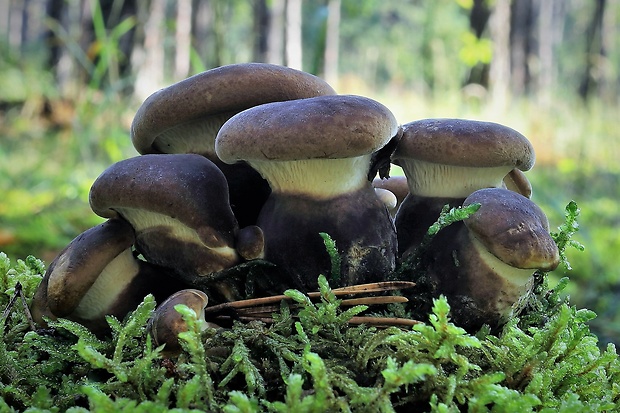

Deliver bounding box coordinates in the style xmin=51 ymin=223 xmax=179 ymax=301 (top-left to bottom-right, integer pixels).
xmin=412 ymin=189 xmax=558 ymax=332
xmin=130 ymin=63 xmax=337 ymax=156
xmin=31 ymin=219 xmax=186 ymax=335
xmin=392 ymin=119 xmax=535 ymax=198
xmin=215 ymin=95 xmax=399 ymax=198
xmin=150 ymin=289 xmax=210 ymax=355
xmin=89 ymin=154 xmax=240 ymax=277
xmin=217 ymin=94 xmax=398 ymax=163
xmin=44 ymin=219 xmax=136 ymax=317
xmin=235 ymin=225 xmax=265 ymax=261
xmin=215 ymin=94 xmax=398 ymax=291
xmin=414 ymin=220 xmax=530 ymax=332
xmin=463 ymin=188 xmax=560 ymax=272
xmin=394 ymin=118 xmax=535 ymax=169
xmin=503 ymin=168 xmax=533 ymax=198
xmin=90 ymin=154 xmax=237 ymax=248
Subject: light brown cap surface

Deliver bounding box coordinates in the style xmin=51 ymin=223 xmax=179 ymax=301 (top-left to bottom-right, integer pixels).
xmin=131 ymin=63 xmax=337 ymax=155
xmin=215 ymin=95 xmax=399 ymax=163
xmin=393 ymin=118 xmax=535 ymax=171
xmin=463 ymin=188 xmax=559 ymax=271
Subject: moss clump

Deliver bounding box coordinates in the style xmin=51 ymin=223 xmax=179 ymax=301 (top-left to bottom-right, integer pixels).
xmin=1 ymin=202 xmax=618 ymax=411
xmin=0 ymin=259 xmax=618 ymax=411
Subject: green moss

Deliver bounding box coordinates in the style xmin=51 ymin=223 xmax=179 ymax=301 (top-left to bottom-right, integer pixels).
xmin=1 ymin=202 xmax=618 ymax=412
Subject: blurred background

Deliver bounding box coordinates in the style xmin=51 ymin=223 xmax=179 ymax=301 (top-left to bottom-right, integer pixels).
xmin=0 ymin=0 xmax=618 ymax=344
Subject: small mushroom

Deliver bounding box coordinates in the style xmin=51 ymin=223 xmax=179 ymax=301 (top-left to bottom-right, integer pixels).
xmin=149 ymin=289 xmax=213 ymax=356
xmin=372 ymin=175 xmax=410 ymax=217
xmin=89 ymin=154 xmax=258 ymax=289
xmin=392 ymin=118 xmax=536 ymax=259
xmin=418 ymin=188 xmax=560 ymax=332
xmin=216 ymin=94 xmax=399 ymax=292
xmin=30 ymin=219 xmax=184 ymax=335
xmin=373 ymin=187 xmax=398 ymax=213
xmin=503 ymin=168 xmax=533 ymax=198
xmin=130 ymin=63 xmax=337 ymax=227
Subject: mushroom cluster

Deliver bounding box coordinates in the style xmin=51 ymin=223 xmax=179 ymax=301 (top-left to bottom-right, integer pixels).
xmin=31 ymin=63 xmax=559 ymax=344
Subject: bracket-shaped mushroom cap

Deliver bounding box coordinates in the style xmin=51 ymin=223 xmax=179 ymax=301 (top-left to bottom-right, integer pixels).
xmin=130 ymin=63 xmax=337 ymax=156
xmin=89 ymin=154 xmax=240 ymax=279
xmin=463 ymin=187 xmax=560 ymax=272
xmin=392 ymin=118 xmax=535 ymax=198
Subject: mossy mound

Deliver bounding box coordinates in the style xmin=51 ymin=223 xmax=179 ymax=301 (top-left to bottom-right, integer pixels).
xmin=1 ymin=202 xmax=618 ymax=412
xmin=1 ymin=256 xmax=618 ymax=412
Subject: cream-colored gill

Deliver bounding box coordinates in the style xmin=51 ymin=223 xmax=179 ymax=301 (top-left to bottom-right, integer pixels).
xmin=248 ymin=155 xmax=371 ymax=199
xmin=153 ymin=113 xmax=230 ymax=155
xmin=469 ymin=234 xmax=535 ymax=287
xmin=73 ymin=249 xmax=140 ymax=320
xmin=400 ymin=159 xmax=510 ymax=198
xmin=118 ymin=208 xmax=238 ymax=262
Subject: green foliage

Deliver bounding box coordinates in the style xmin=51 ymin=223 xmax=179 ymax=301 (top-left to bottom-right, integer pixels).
xmin=424 ymin=203 xmax=481 ymax=239
xmin=319 ymin=232 xmax=341 ymax=285
xmin=550 ymin=200 xmax=585 ymax=271
xmin=1 ymin=252 xmax=618 ymax=411
xmin=529 ymin=172 xmax=619 ymax=345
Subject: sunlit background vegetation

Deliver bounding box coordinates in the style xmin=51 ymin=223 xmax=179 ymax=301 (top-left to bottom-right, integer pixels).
xmin=1 ymin=0 xmax=619 ymax=345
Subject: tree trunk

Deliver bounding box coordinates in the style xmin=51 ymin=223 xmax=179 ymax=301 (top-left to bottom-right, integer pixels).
xmin=267 ymin=0 xmax=285 ymax=65
xmin=323 ymin=0 xmax=340 ymax=88
xmin=0 ymin=0 xmax=9 ymax=42
xmin=285 ymin=0 xmax=302 ymax=70
xmin=578 ymin=0 xmax=606 ymax=101
xmin=51 ymin=0 xmax=92 ymax=96
xmin=8 ymin=0 xmax=24 ymax=48
xmin=252 ymin=0 xmax=269 ymax=62
xmin=212 ymin=0 xmax=226 ymax=67
xmin=191 ymin=0 xmax=214 ymax=69
xmin=537 ymin=0 xmax=555 ymax=105
xmin=174 ymin=0 xmax=192 ymax=80
xmin=489 ymin=0 xmax=511 ymax=109
xmin=132 ymin=0 xmax=167 ymax=101
xmin=510 ymin=0 xmax=534 ymax=96
xmin=467 ymin=0 xmax=491 ymax=86
xmin=601 ymin=0 xmax=617 ymax=103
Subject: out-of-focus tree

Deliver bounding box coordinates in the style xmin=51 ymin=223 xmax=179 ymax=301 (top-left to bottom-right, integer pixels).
xmin=132 ymin=0 xmax=166 ymax=100
xmin=488 ymin=0 xmax=511 ymax=109
xmin=1 ymin=0 xmax=619 ymax=104
xmin=323 ymin=0 xmax=340 ymax=88
xmin=285 ymin=0 xmax=303 ymax=69
xmin=579 ymin=0 xmax=607 ymax=101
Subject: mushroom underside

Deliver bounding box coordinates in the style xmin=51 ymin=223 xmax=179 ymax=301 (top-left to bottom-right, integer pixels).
xmin=396 ymin=159 xmax=512 ymax=198
xmin=113 ymin=208 xmax=239 ymax=282
xmin=248 ymin=157 xmax=373 ymax=199
xmin=148 ymin=112 xmax=233 ymax=155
